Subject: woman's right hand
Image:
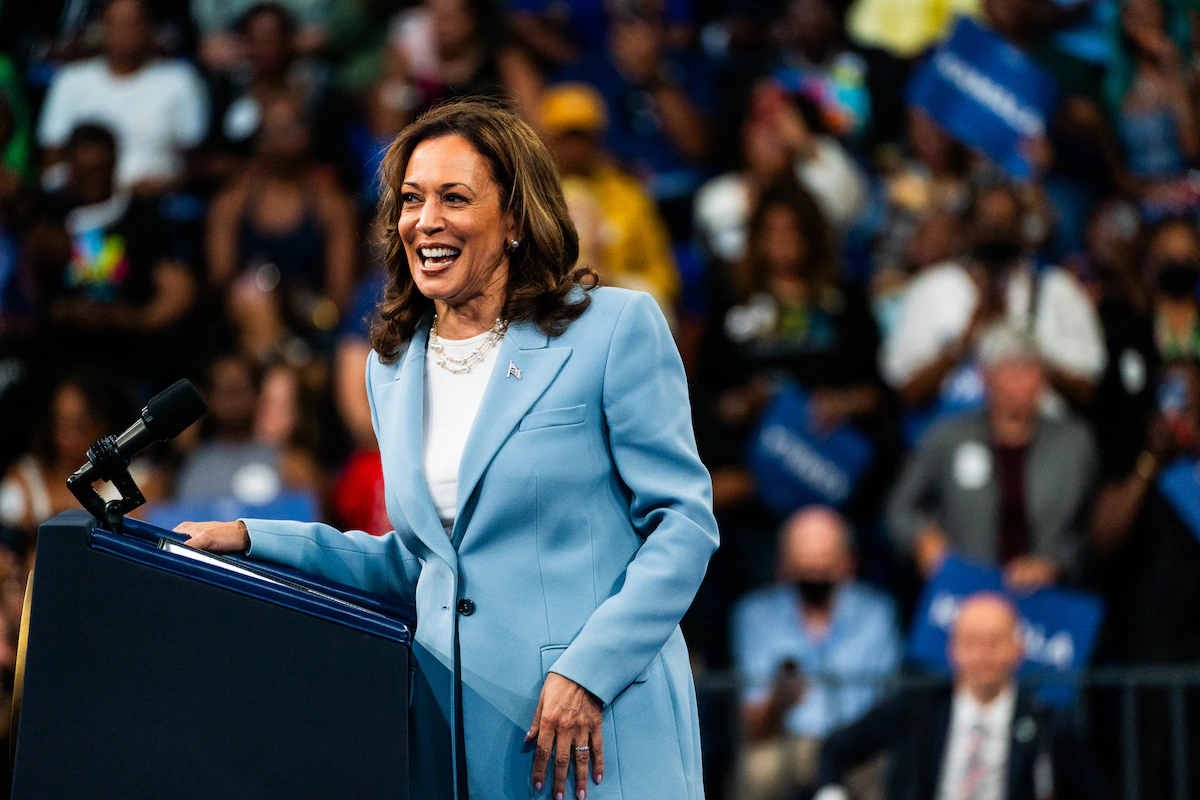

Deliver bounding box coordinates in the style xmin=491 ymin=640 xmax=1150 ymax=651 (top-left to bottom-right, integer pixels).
xmin=174 ymin=521 xmax=250 ymax=554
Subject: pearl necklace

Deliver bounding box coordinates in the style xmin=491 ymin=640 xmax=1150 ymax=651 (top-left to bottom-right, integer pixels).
xmin=429 ymin=316 xmax=507 ymax=374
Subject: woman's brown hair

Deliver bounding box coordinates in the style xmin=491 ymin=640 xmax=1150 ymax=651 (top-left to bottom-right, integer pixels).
xmin=733 ymin=179 xmax=838 ymax=303
xmin=370 ymin=98 xmax=596 ymax=362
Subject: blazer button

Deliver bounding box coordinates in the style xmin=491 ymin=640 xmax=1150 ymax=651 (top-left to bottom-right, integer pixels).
xmin=457 ymin=598 xmax=476 ymax=616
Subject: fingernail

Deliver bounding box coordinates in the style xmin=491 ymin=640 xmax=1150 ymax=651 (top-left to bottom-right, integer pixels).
xmin=556 ymin=793 xmax=563 ymax=800
xmin=525 ymin=730 xmax=533 ymax=742
xmin=596 ymin=774 xmax=603 ymax=783
xmin=534 ymin=782 xmax=542 ymax=791
xmin=578 ymin=791 xmax=586 ymax=800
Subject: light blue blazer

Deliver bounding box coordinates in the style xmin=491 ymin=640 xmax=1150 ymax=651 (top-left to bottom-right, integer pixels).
xmin=240 ymin=287 xmax=719 ymax=799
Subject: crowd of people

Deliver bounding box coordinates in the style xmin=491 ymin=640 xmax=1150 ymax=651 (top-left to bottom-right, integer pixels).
xmin=1 ymin=0 xmax=1199 ymax=797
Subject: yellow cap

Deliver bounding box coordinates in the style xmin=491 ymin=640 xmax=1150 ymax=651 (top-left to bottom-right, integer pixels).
xmin=540 ymin=83 xmax=608 ymax=135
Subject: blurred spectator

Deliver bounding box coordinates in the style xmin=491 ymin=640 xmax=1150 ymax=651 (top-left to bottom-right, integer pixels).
xmin=36 ymin=0 xmax=209 ymax=197
xmin=387 ymin=0 xmax=543 ymax=118
xmin=330 ymin=267 xmax=388 ymax=535
xmin=769 ymin=0 xmax=872 ymax=145
xmin=207 ymin=95 xmax=358 ymax=315
xmin=1088 ymin=357 xmax=1200 ymax=797
xmin=887 ymin=324 xmax=1098 ymax=590
xmin=701 ymin=181 xmax=882 ymax=510
xmin=732 ymin=506 xmax=899 ymax=800
xmin=0 ymin=0 xmax=196 ymax=74
xmin=881 ymin=182 xmax=1105 ymax=416
xmin=204 ymin=3 xmax=334 ymax=179
xmin=1081 ymin=201 xmax=1161 ymax=476
xmin=869 ymin=108 xmax=971 ymax=292
xmin=509 ymin=0 xmax=694 ymax=67
xmin=25 ymin=124 xmax=198 ymax=384
xmin=1144 ymin=216 xmax=1200 ymax=360
xmin=176 ymin=354 xmax=320 ymax=502
xmin=345 ymin=46 xmax=420 ymax=205
xmin=815 ymin=592 xmax=1104 ymax=800
xmin=558 ymin=0 xmax=714 ymax=237
xmin=1090 ymin=357 xmax=1200 ymax=663
xmin=254 ymin=360 xmax=325 ymax=470
xmin=870 ymin=209 xmax=964 ymax=343
xmin=0 ymin=370 xmax=142 ymax=538
xmin=541 ymin=83 xmax=680 ymax=311
xmin=694 ymin=78 xmax=867 ymax=265
xmin=193 ymin=0 xmax=330 ymax=72
xmin=1107 ymin=0 xmax=1200 ymax=201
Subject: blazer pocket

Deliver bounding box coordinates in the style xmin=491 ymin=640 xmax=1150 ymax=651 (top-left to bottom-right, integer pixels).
xmin=519 ymin=404 xmax=586 ymax=432
xmin=540 ymin=644 xmax=651 ymax=683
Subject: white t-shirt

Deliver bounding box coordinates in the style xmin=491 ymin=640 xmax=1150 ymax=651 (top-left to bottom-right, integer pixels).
xmin=37 ymin=57 xmax=209 ymax=189
xmin=422 ymin=329 xmax=503 ymax=537
xmin=935 ymin=685 xmax=1017 ymax=800
xmin=880 ymin=260 xmax=1107 ymax=388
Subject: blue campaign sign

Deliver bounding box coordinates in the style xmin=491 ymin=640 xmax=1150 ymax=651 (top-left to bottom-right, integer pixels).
xmin=141 ymin=491 xmax=319 ymax=531
xmin=908 ymin=17 xmax=1061 ymax=178
xmin=1159 ymin=457 xmax=1200 ymax=544
xmin=746 ymin=385 xmax=875 ymax=516
xmin=907 ymin=557 xmax=1104 ymax=704
xmin=1052 ymin=0 xmax=1117 ymax=65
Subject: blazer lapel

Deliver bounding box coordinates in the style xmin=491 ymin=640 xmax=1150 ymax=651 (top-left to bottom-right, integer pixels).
xmin=1006 ymin=691 xmax=1040 ymax=800
xmin=380 ymin=315 xmax=459 ymax=571
xmin=452 ymin=320 xmax=571 ymax=545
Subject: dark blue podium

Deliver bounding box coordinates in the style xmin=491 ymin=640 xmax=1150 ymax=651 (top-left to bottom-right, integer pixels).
xmin=11 ymin=511 xmax=414 ymax=800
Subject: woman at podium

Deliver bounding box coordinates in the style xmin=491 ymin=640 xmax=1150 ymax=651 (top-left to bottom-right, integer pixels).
xmin=179 ymin=98 xmax=719 ymax=800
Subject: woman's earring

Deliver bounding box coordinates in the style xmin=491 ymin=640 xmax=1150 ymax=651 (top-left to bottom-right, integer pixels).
xmin=510 ymin=239 xmax=520 ymax=251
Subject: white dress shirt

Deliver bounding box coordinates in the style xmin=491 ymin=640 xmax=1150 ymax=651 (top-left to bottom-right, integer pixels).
xmin=935 ymin=684 xmax=1017 ymax=800
xmin=422 ymin=329 xmax=503 ymax=537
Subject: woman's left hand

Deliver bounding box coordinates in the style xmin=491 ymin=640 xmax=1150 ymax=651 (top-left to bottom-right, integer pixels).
xmin=527 ymin=672 xmax=604 ymax=799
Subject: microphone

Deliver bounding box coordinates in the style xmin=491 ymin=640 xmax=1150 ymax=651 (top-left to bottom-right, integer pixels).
xmin=71 ymin=379 xmax=207 ymax=487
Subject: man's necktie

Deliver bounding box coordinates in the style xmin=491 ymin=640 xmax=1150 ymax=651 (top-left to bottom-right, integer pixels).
xmin=959 ymin=722 xmax=990 ymax=800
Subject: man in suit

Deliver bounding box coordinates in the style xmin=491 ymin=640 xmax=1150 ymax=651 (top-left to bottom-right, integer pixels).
xmin=886 ymin=323 xmax=1098 ymax=592
xmin=813 ymin=592 xmax=1104 ymax=800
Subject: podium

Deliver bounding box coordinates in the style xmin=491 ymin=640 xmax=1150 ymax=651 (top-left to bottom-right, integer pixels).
xmin=11 ymin=511 xmax=414 ymax=800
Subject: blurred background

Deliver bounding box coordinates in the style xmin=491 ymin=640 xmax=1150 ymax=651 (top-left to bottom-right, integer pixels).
xmin=1 ymin=0 xmax=1199 ymax=797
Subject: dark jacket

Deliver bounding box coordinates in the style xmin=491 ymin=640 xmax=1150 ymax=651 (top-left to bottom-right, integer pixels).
xmin=818 ymin=686 xmax=1105 ymax=800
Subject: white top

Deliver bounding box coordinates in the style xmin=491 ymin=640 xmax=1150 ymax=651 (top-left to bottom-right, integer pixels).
xmin=37 ymin=57 xmax=209 ymax=189
xmin=880 ymin=260 xmax=1107 ymax=388
xmin=422 ymin=329 xmax=503 ymax=537
xmin=935 ymin=685 xmax=1017 ymax=800
xmin=813 ymin=684 xmax=1017 ymax=800
xmin=692 ymin=136 xmax=868 ymax=263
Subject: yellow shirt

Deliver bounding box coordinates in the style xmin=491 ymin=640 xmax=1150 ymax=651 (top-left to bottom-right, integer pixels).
xmin=562 ymin=166 xmax=680 ymax=311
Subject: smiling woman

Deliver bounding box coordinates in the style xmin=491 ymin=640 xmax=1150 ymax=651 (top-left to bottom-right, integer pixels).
xmin=178 ymin=98 xmax=719 ymax=800
xmin=371 ymin=98 xmax=593 ymax=353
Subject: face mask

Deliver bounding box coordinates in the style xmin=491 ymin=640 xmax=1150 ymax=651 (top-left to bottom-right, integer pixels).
xmin=971 ymin=238 xmax=1024 ymax=271
xmin=796 ymin=578 xmax=836 ymax=609
xmin=1156 ymin=261 xmax=1200 ymax=300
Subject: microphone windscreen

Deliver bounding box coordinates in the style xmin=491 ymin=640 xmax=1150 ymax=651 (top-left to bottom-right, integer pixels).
xmin=143 ymin=379 xmax=207 ymax=440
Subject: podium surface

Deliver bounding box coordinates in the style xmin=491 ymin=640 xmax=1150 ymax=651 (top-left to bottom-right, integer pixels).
xmin=12 ymin=511 xmax=413 ymax=800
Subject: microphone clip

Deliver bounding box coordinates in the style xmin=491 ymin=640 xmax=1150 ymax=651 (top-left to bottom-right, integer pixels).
xmin=66 ymin=435 xmax=146 ymax=534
